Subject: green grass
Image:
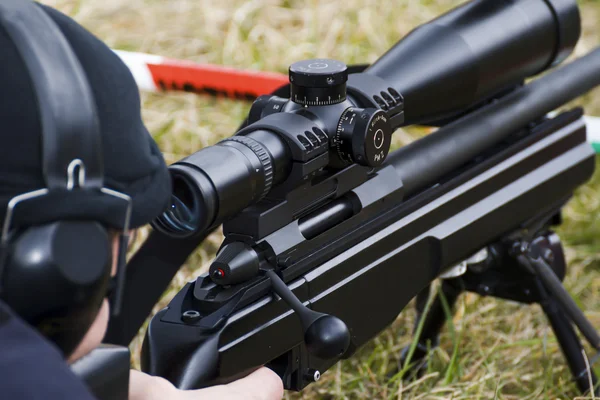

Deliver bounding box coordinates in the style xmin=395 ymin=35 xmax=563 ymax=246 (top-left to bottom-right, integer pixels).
xmin=45 ymin=0 xmax=600 ymax=398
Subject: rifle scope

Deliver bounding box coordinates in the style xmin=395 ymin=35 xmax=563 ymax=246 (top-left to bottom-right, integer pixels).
xmin=153 ymin=0 xmax=580 ymax=238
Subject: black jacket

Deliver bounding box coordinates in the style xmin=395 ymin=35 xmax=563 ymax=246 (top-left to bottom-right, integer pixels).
xmin=0 ymin=300 xmax=96 ymax=399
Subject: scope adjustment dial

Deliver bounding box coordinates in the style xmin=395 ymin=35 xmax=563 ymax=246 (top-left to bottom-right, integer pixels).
xmin=289 ymin=59 xmax=348 ymax=106
xmin=332 ymin=108 xmax=392 ymax=168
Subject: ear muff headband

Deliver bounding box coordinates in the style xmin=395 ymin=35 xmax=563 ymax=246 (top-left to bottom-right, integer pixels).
xmin=0 ymin=0 xmax=132 ymax=355
xmin=0 ymin=0 xmax=102 ymax=189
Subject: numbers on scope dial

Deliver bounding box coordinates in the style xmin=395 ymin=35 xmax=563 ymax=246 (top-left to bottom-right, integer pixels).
xmin=289 ymin=59 xmax=348 ymax=106
xmin=332 ymin=107 xmax=392 ymax=168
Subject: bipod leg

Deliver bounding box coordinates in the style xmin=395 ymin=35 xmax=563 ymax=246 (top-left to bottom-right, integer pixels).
xmin=514 ymin=235 xmax=600 ymax=395
xmin=536 ymin=278 xmax=599 ymax=395
xmin=400 ymin=280 xmax=463 ymax=375
xmin=521 ymin=251 xmax=600 ymax=350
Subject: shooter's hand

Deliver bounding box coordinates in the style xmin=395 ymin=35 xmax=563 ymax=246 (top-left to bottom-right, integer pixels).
xmin=129 ymin=368 xmax=284 ymax=400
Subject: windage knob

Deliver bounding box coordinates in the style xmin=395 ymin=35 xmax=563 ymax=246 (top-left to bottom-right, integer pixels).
xmin=331 ymin=108 xmax=392 ymax=168
xmin=289 ymin=59 xmax=348 ymax=106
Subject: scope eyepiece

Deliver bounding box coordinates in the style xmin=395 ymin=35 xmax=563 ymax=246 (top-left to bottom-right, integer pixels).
xmin=152 ymin=172 xmax=208 ymax=237
xmin=152 ymin=130 xmax=290 ymax=238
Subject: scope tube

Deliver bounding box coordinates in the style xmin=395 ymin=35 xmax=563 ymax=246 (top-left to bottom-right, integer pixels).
xmin=386 ymin=47 xmax=600 ymax=197
xmin=367 ymin=0 xmax=581 ymax=125
xmin=153 ymin=129 xmax=291 ymax=237
xmin=153 ymin=0 xmax=585 ymax=239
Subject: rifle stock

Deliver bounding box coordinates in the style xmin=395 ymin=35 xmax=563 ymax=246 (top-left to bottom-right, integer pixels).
xmin=142 ymin=107 xmax=595 ymax=388
xmin=101 ymin=0 xmax=600 ymax=394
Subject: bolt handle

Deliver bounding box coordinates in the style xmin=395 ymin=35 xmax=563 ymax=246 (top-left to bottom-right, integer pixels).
xmin=266 ymin=270 xmax=351 ymax=360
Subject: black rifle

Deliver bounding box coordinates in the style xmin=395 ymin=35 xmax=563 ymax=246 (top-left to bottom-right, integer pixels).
xmin=96 ymin=0 xmax=600 ymax=396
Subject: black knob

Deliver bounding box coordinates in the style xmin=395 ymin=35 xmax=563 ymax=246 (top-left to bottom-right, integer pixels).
xmin=209 ymin=242 xmax=260 ymax=286
xmin=289 ymin=59 xmax=348 ymax=106
xmin=305 ymin=314 xmax=351 ymax=360
xmin=331 ymin=108 xmax=392 ymax=168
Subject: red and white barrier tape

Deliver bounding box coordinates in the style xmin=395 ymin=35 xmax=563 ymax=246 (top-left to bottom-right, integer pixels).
xmin=113 ymin=50 xmax=600 ymax=153
xmin=113 ymin=50 xmax=287 ymax=100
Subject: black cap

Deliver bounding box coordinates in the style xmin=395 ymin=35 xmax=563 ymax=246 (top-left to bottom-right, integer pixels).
xmin=0 ymin=5 xmax=171 ymax=230
xmin=289 ymin=59 xmax=348 ymax=88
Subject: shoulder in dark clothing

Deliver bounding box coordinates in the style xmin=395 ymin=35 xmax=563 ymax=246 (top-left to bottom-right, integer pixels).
xmin=0 ymin=300 xmax=96 ymax=399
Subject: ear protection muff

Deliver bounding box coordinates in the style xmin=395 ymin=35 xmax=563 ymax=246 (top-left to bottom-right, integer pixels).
xmin=0 ymin=0 xmax=132 ymax=357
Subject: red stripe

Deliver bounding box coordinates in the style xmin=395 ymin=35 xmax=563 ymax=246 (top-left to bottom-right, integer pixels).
xmin=147 ymin=59 xmax=288 ymax=98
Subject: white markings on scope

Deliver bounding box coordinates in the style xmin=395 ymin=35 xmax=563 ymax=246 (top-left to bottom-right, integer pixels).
xmin=374 ymin=129 xmax=385 ymax=149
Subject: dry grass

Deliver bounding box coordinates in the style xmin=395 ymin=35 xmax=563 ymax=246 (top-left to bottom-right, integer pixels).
xmin=43 ymin=0 xmax=600 ymax=398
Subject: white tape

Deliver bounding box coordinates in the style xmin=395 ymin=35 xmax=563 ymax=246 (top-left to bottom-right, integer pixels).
xmin=113 ymin=50 xmax=162 ymax=92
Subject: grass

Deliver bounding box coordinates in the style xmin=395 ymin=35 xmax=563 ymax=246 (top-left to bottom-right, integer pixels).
xmin=44 ymin=0 xmax=600 ymax=398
